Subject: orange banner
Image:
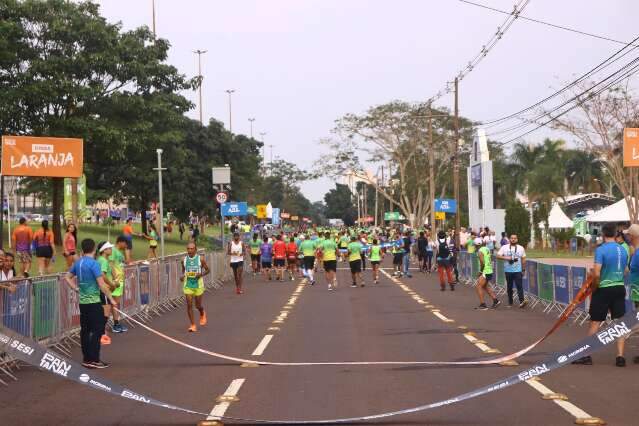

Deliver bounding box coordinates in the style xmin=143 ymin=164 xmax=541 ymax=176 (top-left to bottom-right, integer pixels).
xmin=623 ymin=128 xmax=639 ymax=167
xmin=1 ymin=136 xmax=83 ymax=178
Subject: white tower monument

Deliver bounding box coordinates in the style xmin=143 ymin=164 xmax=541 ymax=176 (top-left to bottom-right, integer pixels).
xmin=467 ymin=129 xmax=505 ymax=237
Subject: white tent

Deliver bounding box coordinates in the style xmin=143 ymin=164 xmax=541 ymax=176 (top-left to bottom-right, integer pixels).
xmin=586 ymin=198 xmax=635 ymax=223
xmin=547 ymin=203 xmax=573 ymax=229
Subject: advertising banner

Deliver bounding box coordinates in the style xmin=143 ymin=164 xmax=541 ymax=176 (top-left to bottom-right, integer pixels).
xmin=1 ymin=135 xmax=83 ymax=177
xmin=538 ymin=263 xmax=554 ymax=303
xmin=272 ymin=208 xmax=281 ymax=225
xmin=552 ymin=265 xmax=570 ymax=305
xmin=256 ymin=204 xmax=267 ymax=219
xmin=221 ymin=202 xmax=248 ymax=217
xmin=434 ymin=199 xmax=457 ymax=213
xmin=527 ymin=261 xmax=538 ymax=297
xmin=63 ymin=175 xmax=91 ymax=221
xmin=570 ymin=266 xmax=588 ymax=312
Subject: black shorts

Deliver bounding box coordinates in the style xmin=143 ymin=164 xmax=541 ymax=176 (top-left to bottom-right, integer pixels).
xmin=100 ymin=292 xmax=108 ymax=306
xmin=349 ymin=260 xmax=362 ymax=273
xmin=323 ymin=260 xmax=337 ymax=272
xmin=482 ymin=273 xmax=493 ymax=282
xmin=589 ymin=285 xmax=626 ymax=322
xmin=274 ymin=258 xmax=286 ymax=268
xmin=230 ymin=261 xmax=244 ymax=271
xmin=370 ymin=260 xmax=380 ymax=266
xmin=261 ymin=261 xmax=272 ymax=269
xmin=287 ymin=257 xmax=297 ymax=266
xmin=393 ymin=253 xmax=403 ymax=265
xmin=35 ymin=245 xmax=53 ymax=259
xmin=125 ymin=238 xmax=133 ymax=250
xmin=251 ymin=254 xmax=260 ymax=261
xmin=303 ymin=256 xmax=315 ymax=270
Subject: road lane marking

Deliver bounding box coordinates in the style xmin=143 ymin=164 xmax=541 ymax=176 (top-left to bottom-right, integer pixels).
xmin=251 ymin=335 xmax=274 ymax=356
xmin=207 ymin=378 xmax=245 ymax=420
xmin=525 ymin=379 xmax=594 ymax=419
xmin=432 ymin=311 xmax=455 ymax=323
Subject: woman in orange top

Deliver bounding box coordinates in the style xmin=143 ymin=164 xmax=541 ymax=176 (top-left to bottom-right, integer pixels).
xmin=63 ymin=223 xmax=78 ymax=268
xmin=33 ymin=220 xmax=56 ymax=275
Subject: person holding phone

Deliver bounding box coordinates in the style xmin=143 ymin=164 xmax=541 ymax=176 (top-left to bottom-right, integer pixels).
xmin=496 ymin=234 xmax=527 ymax=308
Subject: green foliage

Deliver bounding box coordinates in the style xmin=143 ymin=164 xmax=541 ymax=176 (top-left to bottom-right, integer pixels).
xmin=550 ymin=228 xmax=575 ymax=243
xmin=324 ymin=183 xmax=357 ymax=226
xmin=505 ymin=200 xmax=531 ymax=247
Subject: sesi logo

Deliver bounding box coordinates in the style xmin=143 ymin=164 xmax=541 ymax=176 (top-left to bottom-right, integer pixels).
xmin=10 ymin=339 xmax=35 ymax=356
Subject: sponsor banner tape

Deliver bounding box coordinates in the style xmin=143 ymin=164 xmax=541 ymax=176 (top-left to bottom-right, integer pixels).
xmin=1 ymin=312 xmax=637 ymax=423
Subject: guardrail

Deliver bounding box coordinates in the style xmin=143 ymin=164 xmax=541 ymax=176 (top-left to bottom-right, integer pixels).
xmin=457 ymin=252 xmax=635 ymax=324
xmin=0 ymin=250 xmax=230 ymax=386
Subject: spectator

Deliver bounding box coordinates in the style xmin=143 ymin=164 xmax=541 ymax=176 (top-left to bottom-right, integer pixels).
xmin=1 ymin=252 xmax=14 ymax=281
xmin=496 ymin=234 xmax=527 ymax=308
xmin=33 ymin=220 xmax=55 ymax=275
xmin=12 ymin=217 xmax=33 ymax=277
xmin=63 ymin=223 xmax=78 ymax=268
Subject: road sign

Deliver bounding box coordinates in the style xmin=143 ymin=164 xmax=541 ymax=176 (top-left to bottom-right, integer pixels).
xmin=291 ymin=215 xmax=299 ymax=221
xmin=216 ymin=192 xmax=228 ymax=204
xmin=435 ymin=211 xmax=446 ymax=220
xmin=221 ymin=202 xmax=248 ymax=217
xmin=247 ymin=206 xmax=256 ymax=215
xmin=281 ymin=212 xmax=291 ymax=219
xmin=623 ymin=128 xmax=639 ymax=167
xmin=384 ymin=211 xmax=401 ymax=221
xmin=256 ymin=204 xmax=267 ymax=219
xmin=212 ymin=166 xmax=231 ymax=185
xmin=434 ymin=198 xmax=457 ymax=213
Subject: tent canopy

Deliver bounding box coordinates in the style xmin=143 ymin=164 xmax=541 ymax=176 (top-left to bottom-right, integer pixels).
xmin=547 ymin=203 xmax=573 ymax=229
xmin=586 ymin=198 xmax=636 ymax=223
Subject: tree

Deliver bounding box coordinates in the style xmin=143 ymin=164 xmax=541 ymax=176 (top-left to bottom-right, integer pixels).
xmin=505 ymin=201 xmax=531 ymax=247
xmin=324 ymin=183 xmax=357 ymax=226
xmin=549 ymin=80 xmax=639 ymax=223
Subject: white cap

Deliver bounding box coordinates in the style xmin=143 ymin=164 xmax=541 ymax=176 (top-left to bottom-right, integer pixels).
xmin=99 ymin=242 xmax=114 ymax=253
xmin=474 ymin=237 xmax=483 ymax=246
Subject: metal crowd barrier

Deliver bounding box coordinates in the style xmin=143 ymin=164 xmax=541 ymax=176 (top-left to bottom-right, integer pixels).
xmin=0 ymin=250 xmax=230 ymax=386
xmin=457 ymin=252 xmax=636 ymax=326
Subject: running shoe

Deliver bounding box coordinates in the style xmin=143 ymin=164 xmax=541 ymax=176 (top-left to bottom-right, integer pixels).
xmin=351 ymin=283 xmax=357 ymax=288
xmin=100 ymin=334 xmax=111 ymax=345
xmin=188 ymin=324 xmax=197 ymax=332
xmin=236 ymin=288 xmax=241 ymax=294
xmin=111 ymin=324 xmax=124 ymax=333
xmin=450 ymin=284 xmax=455 ymax=291
xmin=616 ymin=356 xmax=626 ymax=367
xmin=374 ymin=280 xmax=378 ymax=285
xmin=440 ymin=285 xmax=445 ymax=291
xmin=333 ymin=281 xmax=338 ymax=288
xmin=199 ymin=311 xmax=207 ymax=326
xmin=360 ymin=282 xmax=365 ymax=287
xmin=311 ymin=280 xmax=316 ymax=286
xmin=328 ymin=285 xmax=333 ymax=291
xmin=475 ymin=303 xmax=489 ymax=310
xmin=491 ymin=299 xmax=501 ymax=308
xmin=571 ymin=355 xmax=592 ymax=365
xmin=82 ymin=361 xmax=96 ymax=369
xmin=519 ymin=300 xmax=528 ymax=308
xmin=633 ymin=356 xmax=639 ymax=364
xmin=91 ymin=361 xmax=110 ymax=369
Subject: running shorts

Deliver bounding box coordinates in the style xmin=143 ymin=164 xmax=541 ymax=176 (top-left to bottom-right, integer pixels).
xmin=261 ymin=261 xmax=272 ymax=269
xmin=183 ymin=287 xmax=204 ymax=297
xmin=393 ymin=253 xmax=403 ymax=265
xmin=230 ymin=261 xmax=244 ymax=271
xmin=589 ymin=285 xmax=625 ymax=322
xmin=303 ymin=256 xmax=315 ymax=270
xmin=323 ymin=260 xmax=337 ymax=272
xmin=274 ymin=258 xmax=286 ymax=268
xmin=349 ymin=260 xmax=362 ymax=274
xmin=370 ymin=261 xmax=380 ymax=266
xmin=287 ymin=258 xmax=297 ymax=266
xmin=482 ymin=273 xmax=493 ymax=282
xmin=251 ymin=254 xmax=260 ymax=262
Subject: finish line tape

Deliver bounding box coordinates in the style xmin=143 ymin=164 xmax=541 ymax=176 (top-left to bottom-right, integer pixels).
xmin=2 ymin=311 xmax=637 ymax=424
xmin=110 ymin=275 xmax=594 ymax=367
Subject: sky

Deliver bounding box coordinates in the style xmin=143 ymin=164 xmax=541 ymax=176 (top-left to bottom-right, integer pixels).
xmin=94 ymin=0 xmax=639 ymax=202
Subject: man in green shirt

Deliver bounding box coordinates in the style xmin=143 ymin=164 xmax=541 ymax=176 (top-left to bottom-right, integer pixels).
xmin=319 ymin=231 xmax=339 ymax=290
xmin=339 ymin=233 xmax=350 ymax=262
xmin=299 ymin=236 xmax=317 ymax=285
xmin=369 ymin=238 xmax=383 ymax=284
xmin=475 ymin=238 xmax=500 ymax=310
xmin=466 ymin=233 xmax=477 ymax=254
xmin=110 ymin=236 xmax=129 ymax=333
xmin=249 ymin=233 xmax=262 ymax=275
xmin=347 ymin=236 xmax=364 ymax=287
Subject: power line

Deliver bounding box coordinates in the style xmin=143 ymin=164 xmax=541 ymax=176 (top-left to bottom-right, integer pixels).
xmin=427 ymin=0 xmax=531 ymax=104
xmin=479 ymin=33 xmax=639 ymax=130
xmin=459 ymin=0 xmax=637 ymax=48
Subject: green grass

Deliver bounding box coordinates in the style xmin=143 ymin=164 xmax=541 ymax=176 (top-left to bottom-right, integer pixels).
xmin=1 ymin=221 xmax=195 ymax=274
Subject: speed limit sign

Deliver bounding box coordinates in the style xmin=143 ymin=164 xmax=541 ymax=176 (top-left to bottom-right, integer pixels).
xmin=216 ymin=192 xmax=228 ymax=204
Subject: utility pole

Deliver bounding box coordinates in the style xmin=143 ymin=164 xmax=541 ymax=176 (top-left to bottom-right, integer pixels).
xmin=259 ymin=132 xmax=267 ymax=169
xmin=194 ymin=49 xmax=207 ymax=125
xmin=268 ymin=144 xmax=274 ymax=174
xmin=151 ymin=0 xmax=156 ymax=37
xmin=380 ymin=165 xmax=385 ymax=225
xmin=225 ymin=89 xmax=236 ymax=133
xmin=428 ymin=103 xmax=436 ymax=238
xmin=154 ymin=149 xmax=167 ymax=259
xmin=248 ymin=118 xmax=255 ymax=138
xmin=374 ymin=169 xmax=379 ymax=227
xmin=453 ymin=77 xmax=461 ymax=250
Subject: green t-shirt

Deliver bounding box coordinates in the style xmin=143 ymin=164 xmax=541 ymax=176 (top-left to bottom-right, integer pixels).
xmin=370 ymin=245 xmax=382 ymax=262
xmin=339 ymin=236 xmax=349 ymax=248
xmin=184 ymin=254 xmax=203 ymax=289
xmin=348 ymin=241 xmax=362 ymax=262
xmin=109 ymin=249 xmax=125 ymax=286
xmin=300 ymin=239 xmax=316 ymax=257
xmin=249 ymin=239 xmax=262 ymax=255
xmin=479 ymin=246 xmax=493 ymax=274
xmin=467 ymin=239 xmax=476 ymax=254
xmin=97 ymin=256 xmax=112 ymax=282
xmin=322 ymin=239 xmax=338 ymax=261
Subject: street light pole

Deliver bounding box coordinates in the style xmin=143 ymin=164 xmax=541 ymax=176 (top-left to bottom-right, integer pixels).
xmin=248 ymin=118 xmax=256 ymax=138
xmin=259 ymin=132 xmax=267 ymax=170
xmin=194 ymin=49 xmax=207 ymax=125
xmin=268 ymin=144 xmax=274 ymax=175
xmin=151 ymin=0 xmax=156 ymax=37
xmin=154 ymin=149 xmax=167 ymax=259
xmin=225 ymin=89 xmax=235 ymax=133
xmin=453 ymin=77 xmax=461 ymax=250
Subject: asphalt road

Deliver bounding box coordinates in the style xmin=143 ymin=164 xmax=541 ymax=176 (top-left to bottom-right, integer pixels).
xmin=1 ymin=258 xmax=638 ymax=426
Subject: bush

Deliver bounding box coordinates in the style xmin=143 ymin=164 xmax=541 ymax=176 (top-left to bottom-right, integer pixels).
xmin=550 ymin=228 xmax=575 ymax=243
xmin=505 ymin=201 xmax=531 ymax=246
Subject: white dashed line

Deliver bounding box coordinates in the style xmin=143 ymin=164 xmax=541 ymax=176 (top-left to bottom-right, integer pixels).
xmin=207 ymin=378 xmax=245 ymax=420
xmin=251 ymin=335 xmax=274 ymax=356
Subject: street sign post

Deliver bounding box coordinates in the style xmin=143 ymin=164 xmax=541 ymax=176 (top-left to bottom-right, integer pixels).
xmin=212 ymin=164 xmax=231 ymax=247
xmin=435 ymin=211 xmax=446 ymax=221
xmin=216 ymin=192 xmax=228 ymax=204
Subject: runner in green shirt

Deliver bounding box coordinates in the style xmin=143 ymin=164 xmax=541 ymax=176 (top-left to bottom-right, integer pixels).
xmin=249 ymin=233 xmax=262 ymax=275
xmin=339 ymin=233 xmax=350 ymax=262
xmin=369 ymin=239 xmax=383 ymax=284
xmin=319 ymin=232 xmax=339 ymax=290
xmin=347 ymin=236 xmax=364 ymax=287
xmin=300 ymin=237 xmax=317 ymax=285
xmin=96 ymin=241 xmax=117 ymax=345
xmin=476 ymin=238 xmax=500 ymax=310
xmin=109 ymin=236 xmax=129 ymax=333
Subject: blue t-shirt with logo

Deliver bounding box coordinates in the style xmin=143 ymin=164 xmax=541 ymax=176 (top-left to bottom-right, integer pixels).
xmin=69 ymin=256 xmax=103 ymax=304
xmin=594 ymin=241 xmax=627 ymax=288
xmin=260 ymin=243 xmax=273 ymax=262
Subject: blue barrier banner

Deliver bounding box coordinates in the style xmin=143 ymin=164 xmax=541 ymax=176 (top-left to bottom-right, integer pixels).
xmin=570 ymin=267 xmax=587 ymax=311
xmin=527 ymin=261 xmax=538 ymax=297
xmin=522 ymin=263 xmax=529 ymax=293
xmin=553 ymin=265 xmax=570 ymax=305
xmin=1 ymin=281 xmax=31 ymax=337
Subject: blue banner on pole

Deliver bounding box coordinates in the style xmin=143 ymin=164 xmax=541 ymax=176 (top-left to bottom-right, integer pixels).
xmin=434 ymin=199 xmax=457 ymax=213
xmin=1 ymin=281 xmax=31 ymax=337
xmin=570 ymin=266 xmax=587 ymax=311
xmin=221 ymin=202 xmax=248 ymax=217
xmin=272 ymin=208 xmax=281 ymax=226
xmin=553 ymin=265 xmax=570 ymax=305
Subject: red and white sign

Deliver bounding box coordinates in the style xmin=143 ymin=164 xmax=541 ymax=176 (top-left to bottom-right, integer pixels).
xmin=216 ymin=192 xmax=228 ymax=204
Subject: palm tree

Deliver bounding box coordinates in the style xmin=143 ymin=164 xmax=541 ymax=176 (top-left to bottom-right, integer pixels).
xmin=563 ymin=150 xmax=604 ymax=194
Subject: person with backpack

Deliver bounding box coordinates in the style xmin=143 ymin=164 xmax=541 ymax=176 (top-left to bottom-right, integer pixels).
xmin=33 ymin=220 xmax=56 ymax=275
xmin=435 ymin=231 xmax=455 ymax=291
